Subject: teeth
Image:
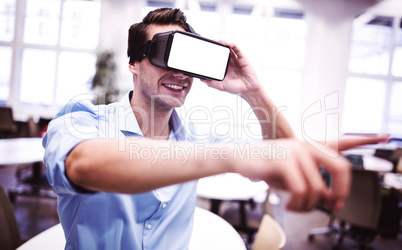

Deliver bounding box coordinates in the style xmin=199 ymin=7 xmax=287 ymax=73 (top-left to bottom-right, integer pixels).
xmin=164 ymin=84 xmax=184 ymax=90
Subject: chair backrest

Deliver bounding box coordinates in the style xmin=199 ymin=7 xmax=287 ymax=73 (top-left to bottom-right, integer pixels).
xmin=0 ymin=185 xmax=21 ymax=250
xmin=0 ymin=107 xmax=17 ymax=133
xmin=252 ymin=214 xmax=286 ymax=250
xmin=335 ymin=169 xmax=382 ymax=229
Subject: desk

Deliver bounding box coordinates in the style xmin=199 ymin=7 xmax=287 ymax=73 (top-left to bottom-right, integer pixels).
xmin=383 ymin=173 xmax=402 ymax=191
xmin=0 ymin=138 xmax=44 ymax=166
xmin=197 ymin=173 xmax=268 ymax=213
xmin=17 ymin=207 xmax=246 ymax=250
xmin=0 ymin=137 xmax=53 ymax=200
xmin=362 ymin=155 xmax=393 ymax=172
xmin=343 ymin=148 xmax=393 ymax=172
xmin=197 ymin=173 xmax=268 ymax=244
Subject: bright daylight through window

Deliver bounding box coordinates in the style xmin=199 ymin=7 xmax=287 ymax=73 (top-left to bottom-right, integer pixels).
xmin=344 ymin=15 xmax=402 ymax=137
xmin=0 ymin=0 xmax=100 ymax=109
xmin=1 ymin=0 xmax=401 ymax=139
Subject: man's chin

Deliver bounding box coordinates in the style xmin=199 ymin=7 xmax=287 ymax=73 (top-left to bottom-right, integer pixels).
xmin=151 ymin=96 xmax=186 ymax=110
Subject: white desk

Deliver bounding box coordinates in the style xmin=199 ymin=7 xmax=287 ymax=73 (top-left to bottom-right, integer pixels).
xmin=197 ymin=173 xmax=268 ymax=201
xmin=17 ymin=207 xmax=246 ymax=250
xmin=343 ymin=148 xmax=394 ymax=172
xmin=363 ymin=155 xmax=393 ymax=172
xmin=197 ymin=173 xmax=268 ymax=214
xmin=197 ymin=173 xmax=269 ymax=244
xmin=383 ymin=173 xmax=402 ymax=191
xmin=0 ymin=137 xmax=53 ymax=200
xmin=0 ymin=138 xmax=44 ymax=166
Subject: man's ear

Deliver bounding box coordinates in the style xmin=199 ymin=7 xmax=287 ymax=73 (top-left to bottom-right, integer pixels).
xmin=128 ymin=63 xmax=138 ymax=74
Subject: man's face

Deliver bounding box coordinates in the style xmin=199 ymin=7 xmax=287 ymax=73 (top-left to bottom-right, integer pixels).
xmin=131 ymin=24 xmax=193 ymax=111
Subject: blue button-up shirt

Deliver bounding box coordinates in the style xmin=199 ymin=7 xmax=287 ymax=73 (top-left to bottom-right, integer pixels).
xmin=43 ymin=91 xmax=200 ymax=250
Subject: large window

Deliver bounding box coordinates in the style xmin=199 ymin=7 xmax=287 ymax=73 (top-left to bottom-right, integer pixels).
xmin=0 ymin=0 xmax=15 ymax=103
xmin=0 ymin=0 xmax=101 ymax=115
xmin=0 ymin=0 xmax=15 ymax=42
xmin=344 ymin=15 xmax=402 ymax=137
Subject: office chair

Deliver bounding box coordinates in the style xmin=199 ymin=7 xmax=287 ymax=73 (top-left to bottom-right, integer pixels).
xmin=8 ymin=162 xmax=54 ymax=202
xmin=0 ymin=107 xmax=18 ymax=138
xmin=220 ymin=197 xmax=262 ymax=245
xmin=0 ymin=185 xmax=22 ymax=250
xmin=308 ymin=169 xmax=382 ymax=250
xmin=220 ymin=190 xmax=282 ymax=248
xmin=252 ymin=214 xmax=286 ymax=250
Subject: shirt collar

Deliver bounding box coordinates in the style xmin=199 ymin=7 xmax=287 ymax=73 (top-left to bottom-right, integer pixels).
xmin=169 ymin=108 xmax=187 ymax=141
xmin=117 ymin=90 xmax=187 ymax=141
xmin=116 ymin=91 xmax=142 ymax=137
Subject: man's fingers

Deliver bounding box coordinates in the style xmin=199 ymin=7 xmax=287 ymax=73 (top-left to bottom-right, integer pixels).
xmin=284 ymin=164 xmax=308 ymax=211
xmin=295 ymin=152 xmax=328 ymax=210
xmin=283 ymin=145 xmax=328 ymax=211
xmin=310 ymin=148 xmax=352 ymax=211
xmin=260 ymin=140 xmax=352 ymax=212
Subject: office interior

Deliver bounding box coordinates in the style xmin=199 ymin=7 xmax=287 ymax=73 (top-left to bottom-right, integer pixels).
xmin=0 ymin=0 xmax=401 ymax=249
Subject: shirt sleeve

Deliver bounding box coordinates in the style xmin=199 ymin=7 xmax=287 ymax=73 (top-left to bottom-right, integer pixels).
xmin=42 ymin=99 xmax=101 ymax=196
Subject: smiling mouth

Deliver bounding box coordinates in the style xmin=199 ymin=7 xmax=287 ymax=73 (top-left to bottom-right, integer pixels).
xmin=162 ymin=83 xmax=186 ymax=90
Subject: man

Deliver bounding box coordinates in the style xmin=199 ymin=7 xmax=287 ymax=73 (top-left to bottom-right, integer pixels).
xmin=43 ymin=8 xmax=387 ymax=250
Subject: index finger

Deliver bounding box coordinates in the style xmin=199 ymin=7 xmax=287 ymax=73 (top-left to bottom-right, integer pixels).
xmin=327 ymin=134 xmax=389 ymax=152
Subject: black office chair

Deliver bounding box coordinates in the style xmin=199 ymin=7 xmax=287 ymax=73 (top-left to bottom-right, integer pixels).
xmin=220 ymin=197 xmax=263 ymax=246
xmin=0 ymin=107 xmax=18 ymax=138
xmin=0 ymin=185 xmax=22 ymax=250
xmin=8 ymin=162 xmax=54 ymax=202
xmin=308 ymin=169 xmax=382 ymax=250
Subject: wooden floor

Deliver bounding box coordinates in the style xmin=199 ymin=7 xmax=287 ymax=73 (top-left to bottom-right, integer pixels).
xmin=12 ymin=196 xmax=59 ymax=243
xmin=199 ymin=193 xmax=402 ymax=250
xmin=268 ymin=192 xmax=402 ymax=250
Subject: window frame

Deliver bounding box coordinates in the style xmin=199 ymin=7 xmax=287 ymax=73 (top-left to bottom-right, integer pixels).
xmin=0 ymin=0 xmax=101 ymax=119
xmin=345 ymin=12 xmax=402 ymax=137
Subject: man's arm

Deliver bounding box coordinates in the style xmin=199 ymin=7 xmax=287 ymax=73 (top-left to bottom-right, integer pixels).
xmin=201 ymin=43 xmax=294 ymax=139
xmin=241 ymin=88 xmax=294 ymax=139
xmin=65 ymin=138 xmax=231 ymax=194
xmin=65 ymin=135 xmax=387 ymax=211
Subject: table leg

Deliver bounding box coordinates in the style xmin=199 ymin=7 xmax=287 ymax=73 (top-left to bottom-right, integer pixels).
xmin=210 ymin=199 xmax=222 ymax=214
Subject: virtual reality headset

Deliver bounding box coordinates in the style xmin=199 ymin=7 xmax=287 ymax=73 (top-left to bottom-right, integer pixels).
xmin=143 ymin=30 xmax=231 ymax=81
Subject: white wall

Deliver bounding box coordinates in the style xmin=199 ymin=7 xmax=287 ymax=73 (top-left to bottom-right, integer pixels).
xmin=98 ymin=0 xmax=146 ymax=93
xmin=298 ymin=0 xmax=368 ymax=141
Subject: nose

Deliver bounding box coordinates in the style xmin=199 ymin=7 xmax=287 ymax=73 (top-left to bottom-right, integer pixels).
xmin=172 ymin=71 xmax=188 ymax=79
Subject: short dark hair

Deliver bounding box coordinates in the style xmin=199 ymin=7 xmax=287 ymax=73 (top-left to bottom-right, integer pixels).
xmin=127 ymin=8 xmax=191 ymax=64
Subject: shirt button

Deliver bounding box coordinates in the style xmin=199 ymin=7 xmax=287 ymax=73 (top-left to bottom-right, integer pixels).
xmin=162 ymin=203 xmax=167 ymax=208
xmin=147 ymin=224 xmax=152 ymax=229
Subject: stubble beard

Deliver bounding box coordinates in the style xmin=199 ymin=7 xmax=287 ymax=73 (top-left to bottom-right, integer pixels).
xmin=140 ymin=84 xmax=185 ymax=115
